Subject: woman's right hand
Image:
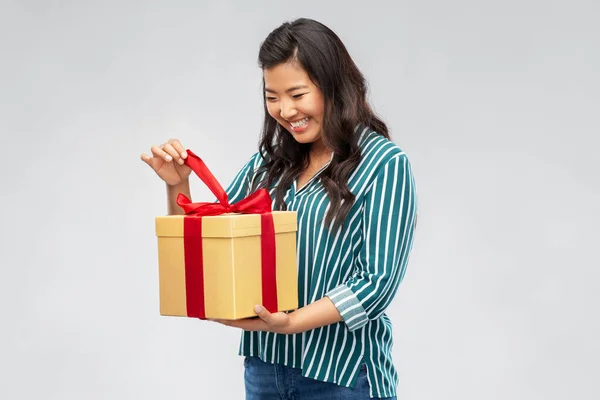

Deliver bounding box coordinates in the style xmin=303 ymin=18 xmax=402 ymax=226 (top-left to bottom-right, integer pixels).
xmin=141 ymin=139 xmax=192 ymax=186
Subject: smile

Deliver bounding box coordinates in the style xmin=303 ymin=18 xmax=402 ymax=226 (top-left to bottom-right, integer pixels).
xmin=289 ymin=117 xmax=310 ymax=131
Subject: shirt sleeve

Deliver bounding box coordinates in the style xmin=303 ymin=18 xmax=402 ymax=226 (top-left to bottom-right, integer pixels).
xmin=325 ymin=153 xmax=418 ymax=332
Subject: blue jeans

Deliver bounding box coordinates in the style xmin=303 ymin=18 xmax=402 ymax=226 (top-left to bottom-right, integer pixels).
xmin=244 ymin=356 xmax=396 ymax=400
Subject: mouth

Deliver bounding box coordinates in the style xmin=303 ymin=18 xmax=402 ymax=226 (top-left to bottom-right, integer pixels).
xmin=288 ymin=117 xmax=310 ymax=132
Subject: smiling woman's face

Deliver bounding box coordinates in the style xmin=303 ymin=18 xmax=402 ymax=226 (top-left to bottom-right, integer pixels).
xmin=263 ymin=61 xmax=325 ymax=146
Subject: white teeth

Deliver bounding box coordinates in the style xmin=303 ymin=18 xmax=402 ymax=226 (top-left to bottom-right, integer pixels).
xmin=291 ymin=117 xmax=309 ymax=128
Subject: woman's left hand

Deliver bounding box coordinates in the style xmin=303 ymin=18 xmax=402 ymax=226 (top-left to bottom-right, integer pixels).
xmin=211 ymin=305 xmax=296 ymax=334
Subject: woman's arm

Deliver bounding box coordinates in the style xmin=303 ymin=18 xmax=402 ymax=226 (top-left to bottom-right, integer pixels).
xmin=167 ymin=180 xmax=190 ymax=215
xmin=213 ymin=297 xmax=341 ymax=335
xmin=325 ymin=153 xmax=418 ymax=332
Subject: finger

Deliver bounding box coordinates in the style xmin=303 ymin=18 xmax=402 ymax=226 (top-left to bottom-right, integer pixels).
xmin=254 ymin=305 xmax=271 ymax=323
xmin=140 ymin=153 xmax=152 ymax=165
xmin=162 ymin=143 xmax=184 ymax=165
xmin=167 ymin=139 xmax=188 ymax=160
xmin=141 ymin=152 xmax=162 ymax=170
xmin=150 ymin=145 xmax=173 ymax=163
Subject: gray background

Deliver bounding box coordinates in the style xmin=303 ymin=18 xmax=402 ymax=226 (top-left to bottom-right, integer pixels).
xmin=1 ymin=0 xmax=599 ymax=399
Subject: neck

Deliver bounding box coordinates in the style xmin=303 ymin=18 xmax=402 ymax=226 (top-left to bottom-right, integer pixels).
xmin=309 ymin=138 xmax=332 ymax=161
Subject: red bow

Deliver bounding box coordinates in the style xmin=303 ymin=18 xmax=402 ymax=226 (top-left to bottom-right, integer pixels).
xmin=177 ymin=150 xmax=278 ymax=319
xmin=176 ymin=149 xmax=273 ymax=215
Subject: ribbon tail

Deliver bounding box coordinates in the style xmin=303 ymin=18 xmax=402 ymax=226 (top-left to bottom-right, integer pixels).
xmin=260 ymin=213 xmax=278 ymax=313
xmin=184 ymin=216 xmax=206 ymax=319
xmin=184 ymin=149 xmax=230 ymax=207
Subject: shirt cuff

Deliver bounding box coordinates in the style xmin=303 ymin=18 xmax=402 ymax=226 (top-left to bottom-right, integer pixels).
xmin=325 ymin=284 xmax=369 ymax=332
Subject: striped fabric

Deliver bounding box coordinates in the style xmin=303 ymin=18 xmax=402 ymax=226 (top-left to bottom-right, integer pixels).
xmin=222 ymin=127 xmax=418 ymax=398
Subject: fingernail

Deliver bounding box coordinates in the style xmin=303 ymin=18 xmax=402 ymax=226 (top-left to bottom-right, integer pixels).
xmin=181 ymin=152 xmax=187 ymax=158
xmin=178 ymin=158 xmax=184 ymax=165
xmin=165 ymin=155 xmax=172 ymax=161
xmin=254 ymin=305 xmax=264 ymax=313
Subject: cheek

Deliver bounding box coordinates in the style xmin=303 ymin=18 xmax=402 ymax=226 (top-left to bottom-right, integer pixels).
xmin=266 ymin=103 xmax=279 ymax=120
xmin=305 ymin=98 xmax=324 ymax=119
xmin=316 ymin=100 xmax=325 ymax=117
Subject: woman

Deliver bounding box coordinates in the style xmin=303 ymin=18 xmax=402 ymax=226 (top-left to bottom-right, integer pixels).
xmin=142 ymin=18 xmax=417 ymax=400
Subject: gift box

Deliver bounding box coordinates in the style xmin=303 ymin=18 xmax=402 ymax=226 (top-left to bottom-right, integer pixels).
xmin=154 ymin=150 xmax=298 ymax=320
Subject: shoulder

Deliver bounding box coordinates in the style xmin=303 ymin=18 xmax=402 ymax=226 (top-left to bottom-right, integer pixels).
xmin=239 ymin=147 xmax=273 ymax=187
xmin=356 ymin=126 xmax=411 ymax=174
xmin=236 ymin=147 xmax=270 ymax=175
xmin=247 ymin=150 xmax=267 ymax=170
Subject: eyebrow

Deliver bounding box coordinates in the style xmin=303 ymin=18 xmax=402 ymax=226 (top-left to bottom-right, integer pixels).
xmin=264 ymin=85 xmax=309 ymax=94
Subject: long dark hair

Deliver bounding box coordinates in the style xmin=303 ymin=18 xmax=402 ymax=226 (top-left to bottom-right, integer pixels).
xmin=251 ymin=18 xmax=390 ymax=232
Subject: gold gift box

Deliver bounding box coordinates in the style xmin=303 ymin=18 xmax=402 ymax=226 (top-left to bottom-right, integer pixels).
xmin=155 ymin=211 xmax=298 ymax=320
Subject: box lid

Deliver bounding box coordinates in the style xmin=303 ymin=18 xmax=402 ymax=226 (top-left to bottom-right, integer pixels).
xmin=155 ymin=211 xmax=297 ymax=238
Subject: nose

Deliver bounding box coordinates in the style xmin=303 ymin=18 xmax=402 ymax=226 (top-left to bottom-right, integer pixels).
xmin=279 ymin=99 xmax=298 ymax=120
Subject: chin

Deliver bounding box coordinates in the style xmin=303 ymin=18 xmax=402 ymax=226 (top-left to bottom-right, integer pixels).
xmin=290 ymin=133 xmax=320 ymax=144
xmin=287 ymin=127 xmax=319 ymax=142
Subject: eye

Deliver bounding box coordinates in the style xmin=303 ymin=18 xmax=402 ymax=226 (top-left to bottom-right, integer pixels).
xmin=266 ymin=96 xmax=277 ymax=102
xmin=293 ymin=93 xmax=306 ymax=99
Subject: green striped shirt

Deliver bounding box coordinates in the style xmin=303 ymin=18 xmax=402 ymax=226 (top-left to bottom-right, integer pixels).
xmin=223 ymin=127 xmax=417 ymax=398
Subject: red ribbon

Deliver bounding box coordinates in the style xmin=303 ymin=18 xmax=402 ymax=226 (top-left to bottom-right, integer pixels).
xmin=178 ymin=150 xmax=278 ymax=319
